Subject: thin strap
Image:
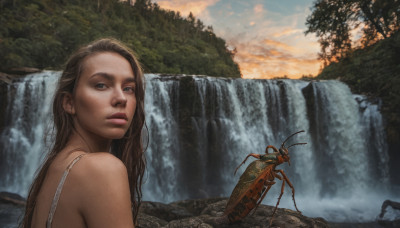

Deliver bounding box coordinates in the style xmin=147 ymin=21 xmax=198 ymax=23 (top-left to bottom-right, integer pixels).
xmin=46 ymin=153 xmax=86 ymax=228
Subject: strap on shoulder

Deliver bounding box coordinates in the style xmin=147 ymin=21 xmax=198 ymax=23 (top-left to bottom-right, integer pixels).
xmin=46 ymin=153 xmax=86 ymax=228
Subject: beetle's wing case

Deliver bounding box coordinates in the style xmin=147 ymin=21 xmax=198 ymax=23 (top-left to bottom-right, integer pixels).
xmin=225 ymin=155 xmax=277 ymax=213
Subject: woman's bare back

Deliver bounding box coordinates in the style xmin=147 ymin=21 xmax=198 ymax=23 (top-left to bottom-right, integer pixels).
xmin=31 ymin=150 xmax=87 ymax=228
xmin=31 ymin=150 xmax=134 ymax=228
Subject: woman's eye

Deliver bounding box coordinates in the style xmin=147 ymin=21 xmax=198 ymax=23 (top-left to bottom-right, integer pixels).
xmin=95 ymin=83 xmax=107 ymax=89
xmin=123 ymin=86 xmax=135 ymax=93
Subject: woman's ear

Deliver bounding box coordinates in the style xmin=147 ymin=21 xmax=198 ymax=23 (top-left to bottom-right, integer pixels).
xmin=63 ymin=93 xmax=76 ymax=115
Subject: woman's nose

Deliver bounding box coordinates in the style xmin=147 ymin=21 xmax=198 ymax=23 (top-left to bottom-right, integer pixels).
xmin=112 ymin=88 xmax=127 ymax=106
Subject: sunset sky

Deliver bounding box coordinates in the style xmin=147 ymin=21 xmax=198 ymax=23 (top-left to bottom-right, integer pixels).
xmin=152 ymin=0 xmax=321 ymax=79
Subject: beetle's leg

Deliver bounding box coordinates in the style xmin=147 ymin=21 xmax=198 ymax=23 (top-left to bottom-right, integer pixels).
xmin=269 ymin=176 xmax=285 ymax=227
xmin=277 ymin=169 xmax=301 ymax=213
xmin=271 ymin=175 xmax=285 ymax=218
xmin=234 ymin=153 xmax=261 ymax=175
xmin=265 ymin=145 xmax=279 ymax=154
xmin=250 ymin=180 xmax=275 ymax=216
xmin=275 ymin=173 xmax=283 ymax=180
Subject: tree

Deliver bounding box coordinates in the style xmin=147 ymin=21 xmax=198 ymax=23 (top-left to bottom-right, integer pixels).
xmin=305 ymin=0 xmax=400 ymax=65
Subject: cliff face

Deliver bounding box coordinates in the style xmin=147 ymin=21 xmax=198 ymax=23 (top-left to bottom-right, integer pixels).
xmin=0 ymin=73 xmax=11 ymax=139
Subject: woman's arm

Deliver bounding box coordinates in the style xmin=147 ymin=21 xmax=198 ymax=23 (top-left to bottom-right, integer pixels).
xmin=77 ymin=153 xmax=134 ymax=228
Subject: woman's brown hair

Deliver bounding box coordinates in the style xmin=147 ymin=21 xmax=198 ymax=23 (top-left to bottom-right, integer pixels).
xmin=21 ymin=38 xmax=146 ymax=227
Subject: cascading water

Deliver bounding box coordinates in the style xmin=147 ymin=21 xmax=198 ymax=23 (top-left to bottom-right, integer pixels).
xmin=0 ymin=71 xmax=59 ymax=195
xmin=0 ymin=72 xmax=396 ymax=222
xmin=143 ymin=74 xmax=181 ymax=202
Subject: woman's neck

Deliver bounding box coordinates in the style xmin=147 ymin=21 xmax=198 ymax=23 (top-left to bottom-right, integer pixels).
xmin=66 ymin=130 xmax=112 ymax=153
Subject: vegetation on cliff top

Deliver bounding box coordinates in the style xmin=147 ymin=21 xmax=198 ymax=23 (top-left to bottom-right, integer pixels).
xmin=0 ymin=0 xmax=241 ymax=78
xmin=305 ymin=0 xmax=400 ymax=66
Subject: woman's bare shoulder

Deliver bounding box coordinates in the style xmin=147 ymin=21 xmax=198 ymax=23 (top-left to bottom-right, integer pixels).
xmin=70 ymin=153 xmax=133 ymax=227
xmin=73 ymin=152 xmax=128 ymax=185
xmin=82 ymin=152 xmax=126 ymax=170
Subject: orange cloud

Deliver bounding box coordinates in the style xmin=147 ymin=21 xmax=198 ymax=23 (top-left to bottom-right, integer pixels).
xmin=253 ymin=4 xmax=264 ymax=14
xmin=263 ymin=39 xmax=295 ymax=53
xmin=151 ymin=0 xmax=321 ymax=79
xmin=230 ymin=39 xmax=321 ymax=79
xmin=238 ymin=56 xmax=320 ymax=79
xmin=272 ymin=28 xmax=303 ymax=38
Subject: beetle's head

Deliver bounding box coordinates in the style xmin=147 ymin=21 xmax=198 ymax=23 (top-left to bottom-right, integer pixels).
xmin=279 ymin=147 xmax=290 ymax=165
xmin=280 ymin=130 xmax=307 ymax=165
xmin=279 ymin=147 xmax=289 ymax=156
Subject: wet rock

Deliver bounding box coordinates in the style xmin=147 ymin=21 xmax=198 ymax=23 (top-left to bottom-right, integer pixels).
xmin=139 ymin=201 xmax=193 ymax=221
xmin=378 ymin=200 xmax=400 ymax=227
xmin=137 ymin=213 xmax=168 ymax=227
xmin=0 ymin=192 xmax=26 ymax=206
xmin=3 ymin=67 xmax=41 ymax=75
xmin=0 ymin=72 xmax=14 ymax=84
xmin=138 ymin=197 xmax=329 ymax=228
xmin=0 ymin=192 xmax=25 ymax=228
xmin=0 ymin=194 xmax=330 ymax=228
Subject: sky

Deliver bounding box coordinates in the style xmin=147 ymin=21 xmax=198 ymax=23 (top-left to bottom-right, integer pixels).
xmin=152 ymin=0 xmax=321 ymax=79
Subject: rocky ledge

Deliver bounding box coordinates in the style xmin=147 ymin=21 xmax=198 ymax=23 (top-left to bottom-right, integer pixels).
xmin=4 ymin=193 xmax=397 ymax=228
xmin=0 ymin=68 xmax=41 ymax=84
xmin=137 ymin=197 xmax=328 ymax=228
xmin=0 ymin=193 xmax=327 ymax=228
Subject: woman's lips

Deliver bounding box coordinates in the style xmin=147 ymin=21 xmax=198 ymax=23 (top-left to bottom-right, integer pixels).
xmin=107 ymin=113 xmax=128 ymax=125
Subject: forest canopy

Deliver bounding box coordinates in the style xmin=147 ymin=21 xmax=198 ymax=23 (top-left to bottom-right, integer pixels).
xmin=0 ymin=0 xmax=241 ymax=78
xmin=305 ymin=0 xmax=400 ymax=66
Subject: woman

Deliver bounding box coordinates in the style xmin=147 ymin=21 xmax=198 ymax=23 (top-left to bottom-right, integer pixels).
xmin=21 ymin=38 xmax=146 ymax=228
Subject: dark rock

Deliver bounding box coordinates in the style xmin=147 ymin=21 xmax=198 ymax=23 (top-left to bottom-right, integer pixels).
xmin=137 ymin=213 xmax=168 ymax=227
xmin=0 ymin=72 xmax=14 ymax=84
xmin=329 ymin=221 xmax=383 ymax=228
xmin=137 ymin=197 xmax=330 ymax=228
xmin=0 ymin=71 xmax=35 ymax=85
xmin=0 ymin=192 xmax=25 ymax=228
xmin=3 ymin=67 xmax=41 ymax=75
xmin=378 ymin=219 xmax=400 ymax=228
xmin=171 ymin=197 xmax=226 ymax=215
xmin=139 ymin=201 xmax=193 ymax=222
xmin=0 ymin=201 xmax=24 ymax=228
xmin=0 ymin=192 xmax=26 ymax=206
xmin=0 ymin=74 xmax=9 ymax=135
xmin=377 ymin=200 xmax=400 ymax=227
xmin=4 ymin=195 xmax=384 ymax=228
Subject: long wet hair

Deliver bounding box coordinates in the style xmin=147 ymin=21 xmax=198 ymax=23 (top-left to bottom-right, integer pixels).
xmin=21 ymin=38 xmax=146 ymax=227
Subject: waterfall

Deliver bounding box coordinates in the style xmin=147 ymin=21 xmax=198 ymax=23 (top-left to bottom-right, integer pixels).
xmin=0 ymin=71 xmax=59 ymax=194
xmin=0 ymin=72 xmax=396 ymax=222
xmin=143 ymin=74 xmax=181 ymax=202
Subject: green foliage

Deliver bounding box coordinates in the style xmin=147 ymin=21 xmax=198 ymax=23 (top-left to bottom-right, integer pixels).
xmin=318 ymin=31 xmax=400 ymax=143
xmin=0 ymin=0 xmax=241 ymax=78
xmin=305 ymin=0 xmax=400 ymax=65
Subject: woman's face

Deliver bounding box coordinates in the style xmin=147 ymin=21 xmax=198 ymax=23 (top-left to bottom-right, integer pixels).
xmin=68 ymin=52 xmax=137 ymax=140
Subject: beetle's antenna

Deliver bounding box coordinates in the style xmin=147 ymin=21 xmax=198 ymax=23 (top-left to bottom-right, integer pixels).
xmin=287 ymin=142 xmax=307 ymax=149
xmin=281 ymin=130 xmax=305 ymax=148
